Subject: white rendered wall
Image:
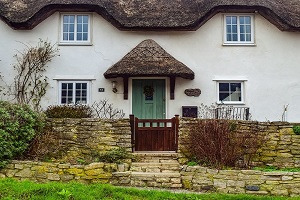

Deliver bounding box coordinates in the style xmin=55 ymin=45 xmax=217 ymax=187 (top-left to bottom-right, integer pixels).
xmin=0 ymin=13 xmax=300 ymax=122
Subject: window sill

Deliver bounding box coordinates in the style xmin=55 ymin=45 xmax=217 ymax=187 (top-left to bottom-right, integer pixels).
xmin=58 ymin=42 xmax=93 ymax=46
xmin=222 ymin=43 xmax=256 ymax=47
xmin=217 ymin=101 xmax=246 ymax=105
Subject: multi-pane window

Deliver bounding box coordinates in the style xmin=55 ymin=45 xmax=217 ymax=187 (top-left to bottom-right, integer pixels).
xmin=224 ymin=15 xmax=254 ymax=44
xmin=218 ymin=82 xmax=243 ymax=103
xmin=60 ymin=81 xmax=89 ymax=104
xmin=61 ymin=14 xmax=90 ymax=43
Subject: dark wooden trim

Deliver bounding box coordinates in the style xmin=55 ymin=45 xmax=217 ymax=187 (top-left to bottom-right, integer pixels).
xmin=123 ymin=77 xmax=129 ymax=100
xmin=129 ymin=114 xmax=135 ymax=152
xmin=170 ymin=77 xmax=175 ymax=100
xmin=174 ymin=115 xmax=179 ymax=152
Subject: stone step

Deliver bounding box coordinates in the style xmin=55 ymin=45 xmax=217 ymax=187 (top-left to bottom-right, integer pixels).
xmin=130 ymin=162 xmax=180 ymax=173
xmin=131 ymin=172 xmax=182 ymax=188
xmin=133 ymin=153 xmax=178 ymax=163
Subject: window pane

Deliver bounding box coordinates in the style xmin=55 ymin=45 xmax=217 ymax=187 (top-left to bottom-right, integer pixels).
xmin=69 ymin=33 xmax=74 ymax=40
xmin=246 ymin=25 xmax=251 ymax=33
xmin=77 ymin=24 xmax=82 ymax=32
xmin=240 ymin=16 xmax=245 ymax=24
xmin=230 ymin=83 xmax=241 ymax=92
xmin=219 ymin=83 xmax=229 ymax=91
xmin=82 ymin=83 xmax=87 ymax=89
xmin=245 ymin=16 xmax=251 ymax=24
xmin=232 ymin=16 xmax=237 ymax=24
xmin=246 ymin=34 xmax=251 ymax=41
xmin=69 ymin=24 xmax=74 ymax=32
xmin=61 ymin=98 xmax=66 ymax=104
xmin=219 ymin=93 xmax=230 ymax=101
xmin=232 ymin=25 xmax=237 ymax=34
xmin=226 ymin=25 xmax=231 ymax=34
xmin=77 ymin=33 xmax=82 ymax=40
xmin=83 ymin=33 xmax=88 ymax=41
xmin=226 ymin=16 xmax=231 ymax=24
xmin=62 ymin=83 xmax=67 ymax=89
xmin=83 ymin=24 xmax=88 ymax=32
xmin=240 ymin=34 xmax=245 ymax=41
xmin=77 ymin=15 xmax=82 ymax=23
xmin=232 ymin=34 xmax=238 ymax=41
xmin=63 ymin=24 xmax=68 ymax=32
xmin=63 ymin=16 xmax=69 ymax=23
xmin=240 ymin=25 xmax=245 ymax=33
xmin=63 ymin=33 xmax=68 ymax=40
xmin=69 ymin=15 xmax=75 ymax=23
xmin=83 ymin=15 xmax=89 ymax=23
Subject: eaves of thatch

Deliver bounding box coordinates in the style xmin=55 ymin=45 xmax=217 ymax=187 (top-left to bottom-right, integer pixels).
xmin=1 ymin=0 xmax=300 ymax=31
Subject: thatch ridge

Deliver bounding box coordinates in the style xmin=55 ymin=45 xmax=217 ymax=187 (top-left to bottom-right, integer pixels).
xmin=0 ymin=0 xmax=300 ymax=31
xmin=104 ymin=39 xmax=195 ymax=80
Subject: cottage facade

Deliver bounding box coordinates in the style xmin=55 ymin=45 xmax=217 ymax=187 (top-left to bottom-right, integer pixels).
xmin=1 ymin=0 xmax=300 ymax=122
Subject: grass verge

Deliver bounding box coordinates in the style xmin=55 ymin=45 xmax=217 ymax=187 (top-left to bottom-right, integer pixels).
xmin=0 ymin=178 xmax=299 ymax=200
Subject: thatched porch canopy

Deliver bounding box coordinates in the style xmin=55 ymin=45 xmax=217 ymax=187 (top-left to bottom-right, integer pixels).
xmin=104 ymin=39 xmax=195 ymax=80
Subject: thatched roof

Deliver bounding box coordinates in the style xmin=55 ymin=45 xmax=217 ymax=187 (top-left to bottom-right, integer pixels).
xmin=104 ymin=39 xmax=195 ymax=80
xmin=1 ymin=0 xmax=300 ymax=31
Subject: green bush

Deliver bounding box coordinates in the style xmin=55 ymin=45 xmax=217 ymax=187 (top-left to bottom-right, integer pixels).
xmin=293 ymin=125 xmax=300 ymax=135
xmin=45 ymin=104 xmax=93 ymax=118
xmin=0 ymin=101 xmax=44 ymax=167
xmin=94 ymin=148 xmax=131 ymax=164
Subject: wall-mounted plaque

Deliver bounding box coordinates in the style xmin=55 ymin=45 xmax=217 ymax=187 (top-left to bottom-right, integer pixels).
xmin=184 ymin=88 xmax=201 ymax=97
xmin=182 ymin=106 xmax=198 ymax=118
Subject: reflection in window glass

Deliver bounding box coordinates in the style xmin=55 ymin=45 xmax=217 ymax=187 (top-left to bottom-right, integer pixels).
xmin=219 ymin=82 xmax=242 ymax=102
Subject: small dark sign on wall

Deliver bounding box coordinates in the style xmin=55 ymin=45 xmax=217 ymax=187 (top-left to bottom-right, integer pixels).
xmin=184 ymin=88 xmax=201 ymax=97
xmin=98 ymin=88 xmax=105 ymax=92
xmin=182 ymin=106 xmax=198 ymax=118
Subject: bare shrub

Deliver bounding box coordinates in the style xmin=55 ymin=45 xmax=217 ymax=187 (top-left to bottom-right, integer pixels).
xmin=187 ymin=119 xmax=264 ymax=169
xmin=22 ymin=127 xmax=64 ymax=161
xmin=91 ymin=99 xmax=125 ymax=119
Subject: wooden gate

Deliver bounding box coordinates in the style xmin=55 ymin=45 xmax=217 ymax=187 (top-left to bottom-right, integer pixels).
xmin=130 ymin=115 xmax=179 ymax=152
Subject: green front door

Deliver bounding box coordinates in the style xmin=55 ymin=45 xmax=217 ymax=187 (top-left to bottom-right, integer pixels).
xmin=132 ymin=79 xmax=166 ymax=119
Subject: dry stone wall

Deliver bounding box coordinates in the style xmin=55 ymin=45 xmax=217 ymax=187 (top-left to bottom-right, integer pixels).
xmin=181 ymin=165 xmax=300 ymax=196
xmin=1 ymin=118 xmax=300 ymax=196
xmin=178 ymin=118 xmax=300 ymax=168
xmin=45 ymin=118 xmax=132 ymax=163
xmin=0 ymin=160 xmax=118 ymax=184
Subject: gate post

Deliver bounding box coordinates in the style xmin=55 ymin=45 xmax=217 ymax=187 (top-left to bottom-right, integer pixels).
xmin=174 ymin=115 xmax=179 ymax=152
xmin=129 ymin=115 xmax=135 ymax=152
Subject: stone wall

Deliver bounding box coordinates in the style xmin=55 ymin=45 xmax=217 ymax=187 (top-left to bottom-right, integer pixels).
xmin=181 ymin=165 xmax=300 ymax=196
xmin=45 ymin=118 xmax=132 ymax=163
xmin=0 ymin=160 xmax=119 ymax=184
xmin=178 ymin=118 xmax=300 ymax=168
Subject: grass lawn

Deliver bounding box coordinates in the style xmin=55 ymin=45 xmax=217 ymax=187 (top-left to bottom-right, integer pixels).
xmin=0 ymin=178 xmax=299 ymax=200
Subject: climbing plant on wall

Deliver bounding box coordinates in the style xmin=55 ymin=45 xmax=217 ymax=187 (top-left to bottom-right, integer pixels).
xmin=11 ymin=39 xmax=59 ymax=110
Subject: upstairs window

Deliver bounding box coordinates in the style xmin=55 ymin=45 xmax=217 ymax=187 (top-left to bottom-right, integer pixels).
xmin=217 ymin=81 xmax=244 ymax=104
xmin=59 ymin=81 xmax=90 ymax=104
xmin=60 ymin=14 xmax=91 ymax=44
xmin=224 ymin=15 xmax=254 ymax=45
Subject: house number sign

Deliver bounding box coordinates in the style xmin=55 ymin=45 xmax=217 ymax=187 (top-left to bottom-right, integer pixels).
xmin=184 ymin=88 xmax=201 ymax=97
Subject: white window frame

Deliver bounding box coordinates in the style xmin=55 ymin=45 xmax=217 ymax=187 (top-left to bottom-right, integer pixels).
xmin=58 ymin=81 xmax=91 ymax=105
xmin=216 ymin=81 xmax=245 ymax=105
xmin=223 ymin=14 xmax=255 ymax=45
xmin=59 ymin=13 xmax=92 ymax=45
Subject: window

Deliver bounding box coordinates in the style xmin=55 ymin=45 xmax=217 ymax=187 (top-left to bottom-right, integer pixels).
xmin=59 ymin=81 xmax=90 ymax=104
xmin=217 ymin=82 xmax=244 ymax=104
xmin=224 ymin=15 xmax=254 ymax=44
xmin=60 ymin=14 xmax=91 ymax=44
